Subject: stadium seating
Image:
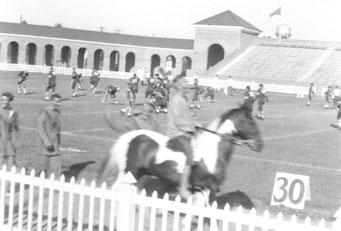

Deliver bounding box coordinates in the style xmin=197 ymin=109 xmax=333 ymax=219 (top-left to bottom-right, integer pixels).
xmin=220 ymin=44 xmax=328 ymax=84
xmin=309 ymin=50 xmax=341 ymax=86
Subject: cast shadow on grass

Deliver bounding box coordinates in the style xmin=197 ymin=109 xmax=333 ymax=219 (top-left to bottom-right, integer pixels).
xmin=94 ymin=90 xmax=105 ymax=94
xmin=21 ymin=91 xmax=39 ymax=95
xmin=62 ymin=161 xmax=96 ymax=182
xmin=330 ymin=124 xmax=341 ymax=130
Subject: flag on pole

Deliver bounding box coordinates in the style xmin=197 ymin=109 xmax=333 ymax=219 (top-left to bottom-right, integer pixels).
xmin=269 ymin=7 xmax=282 ymax=18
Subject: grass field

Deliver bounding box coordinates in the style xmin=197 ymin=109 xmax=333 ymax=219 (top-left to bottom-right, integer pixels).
xmin=0 ymin=70 xmax=340 ymax=222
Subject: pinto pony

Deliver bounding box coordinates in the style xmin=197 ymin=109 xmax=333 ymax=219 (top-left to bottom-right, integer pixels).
xmin=98 ymin=104 xmax=263 ymax=198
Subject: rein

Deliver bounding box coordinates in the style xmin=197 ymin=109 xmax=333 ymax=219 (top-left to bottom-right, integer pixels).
xmin=195 ymin=126 xmax=255 ymax=149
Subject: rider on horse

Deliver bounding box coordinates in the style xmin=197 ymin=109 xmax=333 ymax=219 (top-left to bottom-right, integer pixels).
xmin=167 ymin=74 xmax=197 ymax=199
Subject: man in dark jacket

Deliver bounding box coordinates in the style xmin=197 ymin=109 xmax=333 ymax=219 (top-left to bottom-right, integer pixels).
xmin=0 ymin=92 xmax=19 ymax=169
xmin=37 ymin=93 xmax=62 ymax=178
xmin=70 ymin=68 xmax=78 ymax=97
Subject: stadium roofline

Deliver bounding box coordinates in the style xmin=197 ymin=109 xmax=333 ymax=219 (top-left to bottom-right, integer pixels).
xmin=0 ymin=21 xmax=194 ymax=50
xmin=194 ymin=10 xmax=262 ymax=33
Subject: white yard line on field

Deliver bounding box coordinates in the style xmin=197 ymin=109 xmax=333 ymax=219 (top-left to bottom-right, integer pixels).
xmin=21 ymin=111 xmax=103 ymax=116
xmin=22 ymin=126 xmax=114 ymax=142
xmin=264 ymin=128 xmax=334 ymax=141
xmin=60 ymin=147 xmax=88 ymax=153
xmin=64 ymin=133 xmax=114 ymax=141
xmin=235 ymin=155 xmax=341 ymax=173
xmin=62 ymin=111 xmax=104 ymax=115
xmin=64 ymin=128 xmax=111 ymax=133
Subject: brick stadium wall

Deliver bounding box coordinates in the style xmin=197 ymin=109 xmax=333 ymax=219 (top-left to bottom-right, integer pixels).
xmin=0 ymin=34 xmax=194 ymax=75
xmin=240 ymin=31 xmax=259 ymax=51
xmin=193 ymin=26 xmax=243 ymax=74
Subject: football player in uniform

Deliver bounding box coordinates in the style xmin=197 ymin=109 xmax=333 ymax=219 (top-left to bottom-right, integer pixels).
xmin=255 ymin=84 xmax=269 ymax=120
xmin=45 ymin=66 xmax=57 ymax=100
xmin=102 ymin=85 xmax=120 ymax=104
xmin=17 ymin=70 xmax=29 ymax=94
xmin=89 ymin=69 xmax=100 ymax=94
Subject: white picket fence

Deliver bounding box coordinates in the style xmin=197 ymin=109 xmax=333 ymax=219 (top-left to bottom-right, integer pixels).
xmin=0 ymin=165 xmax=339 ymax=231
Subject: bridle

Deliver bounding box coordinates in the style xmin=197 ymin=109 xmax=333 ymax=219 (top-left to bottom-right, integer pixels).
xmin=195 ymin=126 xmax=256 ymax=149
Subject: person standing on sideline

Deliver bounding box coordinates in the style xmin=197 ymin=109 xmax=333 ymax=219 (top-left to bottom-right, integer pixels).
xmin=306 ymin=82 xmax=316 ymax=106
xmin=37 ymin=93 xmax=62 ymax=178
xmin=70 ymin=68 xmax=78 ymax=97
xmin=17 ymin=70 xmax=29 ymax=95
xmin=45 ymin=66 xmax=57 ymax=100
xmin=167 ymin=74 xmax=196 ymax=199
xmin=0 ymin=92 xmax=19 ymax=169
xmin=255 ymin=84 xmax=269 ymax=120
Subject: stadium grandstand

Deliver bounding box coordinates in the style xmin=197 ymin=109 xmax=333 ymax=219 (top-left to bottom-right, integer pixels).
xmin=1 ymin=10 xmax=341 ymax=91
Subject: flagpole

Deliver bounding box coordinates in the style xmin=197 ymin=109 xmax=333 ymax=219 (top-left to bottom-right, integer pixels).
xmin=269 ymin=6 xmax=282 ymax=40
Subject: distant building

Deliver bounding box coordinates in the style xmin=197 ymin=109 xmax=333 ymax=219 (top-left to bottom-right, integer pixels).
xmin=0 ymin=10 xmax=261 ymax=76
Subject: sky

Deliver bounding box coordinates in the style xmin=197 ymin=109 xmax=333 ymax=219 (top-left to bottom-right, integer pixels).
xmin=1 ymin=0 xmax=341 ymax=42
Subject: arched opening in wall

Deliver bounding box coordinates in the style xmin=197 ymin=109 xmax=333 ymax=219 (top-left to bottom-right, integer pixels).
xmin=110 ymin=51 xmax=120 ymax=71
xmin=207 ymin=44 xmax=224 ymax=70
xmin=7 ymin=42 xmax=19 ymax=64
xmin=165 ymin=55 xmax=176 ymax=73
xmin=94 ymin=49 xmax=104 ymax=70
xmin=77 ymin=47 xmax=88 ymax=69
xmin=181 ymin=56 xmax=192 ymax=76
xmin=26 ymin=43 xmax=37 ymax=65
xmin=150 ymin=54 xmax=161 ymax=76
xmin=125 ymin=52 xmax=135 ymax=72
xmin=44 ymin=44 xmax=54 ymax=66
xmin=61 ymin=46 xmax=72 ymax=67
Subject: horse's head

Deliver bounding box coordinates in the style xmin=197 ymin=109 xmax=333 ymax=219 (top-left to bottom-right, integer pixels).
xmin=217 ymin=104 xmax=263 ymax=152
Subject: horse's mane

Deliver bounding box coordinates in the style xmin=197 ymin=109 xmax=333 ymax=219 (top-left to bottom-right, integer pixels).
xmin=218 ymin=103 xmax=252 ymax=126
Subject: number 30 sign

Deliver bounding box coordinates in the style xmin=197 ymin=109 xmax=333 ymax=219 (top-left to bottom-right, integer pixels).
xmin=271 ymin=172 xmax=310 ymax=209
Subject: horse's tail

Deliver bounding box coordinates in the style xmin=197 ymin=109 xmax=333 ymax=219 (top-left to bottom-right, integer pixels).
xmin=97 ymin=137 xmax=127 ymax=186
xmin=97 ymin=145 xmax=119 ymax=186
